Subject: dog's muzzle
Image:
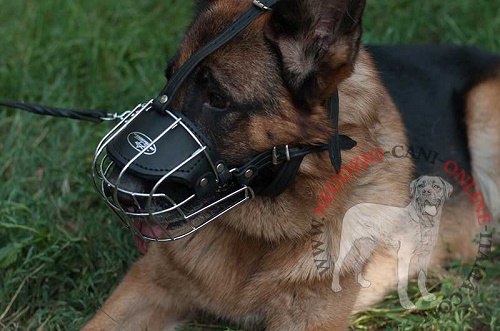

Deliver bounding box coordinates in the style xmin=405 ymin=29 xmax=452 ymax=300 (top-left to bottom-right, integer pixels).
xmin=92 ymin=100 xmax=254 ymax=242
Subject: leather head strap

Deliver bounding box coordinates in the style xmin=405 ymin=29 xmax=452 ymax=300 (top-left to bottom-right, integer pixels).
xmin=153 ymin=0 xmax=280 ymax=113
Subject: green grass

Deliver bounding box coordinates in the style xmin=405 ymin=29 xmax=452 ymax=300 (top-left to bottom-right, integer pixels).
xmin=0 ymin=0 xmax=499 ymax=330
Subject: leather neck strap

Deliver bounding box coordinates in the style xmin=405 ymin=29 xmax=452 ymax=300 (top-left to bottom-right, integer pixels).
xmin=234 ymin=91 xmax=356 ymax=196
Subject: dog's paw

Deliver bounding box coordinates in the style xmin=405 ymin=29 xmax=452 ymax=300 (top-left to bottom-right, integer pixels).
xmin=400 ymin=300 xmax=416 ymax=310
xmin=359 ymin=279 xmax=371 ymax=288
xmin=357 ymin=274 xmax=371 ymax=288
xmin=422 ymin=293 xmax=436 ymax=302
xmin=331 ymin=282 xmax=342 ymax=292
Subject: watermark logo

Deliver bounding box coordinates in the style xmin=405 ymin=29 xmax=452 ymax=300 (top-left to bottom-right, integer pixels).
xmin=310 ymin=144 xmax=495 ymax=311
xmin=437 ymin=160 xmax=493 ymax=312
xmin=330 ymin=175 xmax=452 ymax=309
xmin=315 ymin=147 xmax=384 ymax=216
xmin=310 ymin=218 xmax=331 ymax=277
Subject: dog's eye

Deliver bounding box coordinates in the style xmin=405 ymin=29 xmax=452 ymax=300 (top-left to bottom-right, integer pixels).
xmin=208 ymin=92 xmax=230 ymax=109
xmin=418 ymin=183 xmax=425 ymax=189
xmin=433 ymin=184 xmax=441 ymax=190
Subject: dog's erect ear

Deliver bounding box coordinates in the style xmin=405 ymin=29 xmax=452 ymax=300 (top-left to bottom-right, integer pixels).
xmin=266 ymin=0 xmax=366 ymax=109
xmin=195 ymin=0 xmax=215 ymax=14
xmin=440 ymin=177 xmax=453 ymax=199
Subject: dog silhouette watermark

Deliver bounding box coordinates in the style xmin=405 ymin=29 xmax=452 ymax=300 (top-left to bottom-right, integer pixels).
xmin=330 ymin=175 xmax=452 ymax=309
xmin=310 ymin=144 xmax=495 ymax=312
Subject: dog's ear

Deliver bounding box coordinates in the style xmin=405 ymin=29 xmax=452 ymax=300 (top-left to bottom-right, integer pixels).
xmin=440 ymin=177 xmax=453 ymax=199
xmin=195 ymin=0 xmax=216 ymax=14
xmin=410 ymin=178 xmax=420 ymax=198
xmin=266 ymin=0 xmax=366 ymax=109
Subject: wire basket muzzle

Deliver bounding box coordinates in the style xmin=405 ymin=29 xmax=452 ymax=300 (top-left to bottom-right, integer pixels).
xmin=91 ymin=101 xmax=253 ymax=241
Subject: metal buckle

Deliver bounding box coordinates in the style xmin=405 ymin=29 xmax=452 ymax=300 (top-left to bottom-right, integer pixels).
xmin=272 ymin=145 xmax=290 ymax=165
xmin=253 ymin=0 xmax=271 ymax=11
xmin=100 ymin=110 xmax=132 ymax=121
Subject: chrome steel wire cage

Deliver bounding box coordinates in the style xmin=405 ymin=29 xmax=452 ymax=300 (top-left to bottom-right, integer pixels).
xmin=92 ymin=100 xmax=254 ymax=242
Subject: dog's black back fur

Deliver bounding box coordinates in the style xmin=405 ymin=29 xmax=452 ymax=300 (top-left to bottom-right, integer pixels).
xmin=368 ymin=44 xmax=499 ymax=181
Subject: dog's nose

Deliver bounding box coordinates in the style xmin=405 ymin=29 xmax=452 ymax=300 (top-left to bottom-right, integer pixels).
xmin=103 ymin=181 xmax=139 ymax=211
xmin=108 ymin=166 xmax=149 ymax=191
xmin=102 ymin=165 xmax=193 ymax=213
xmin=422 ymin=188 xmax=433 ymax=195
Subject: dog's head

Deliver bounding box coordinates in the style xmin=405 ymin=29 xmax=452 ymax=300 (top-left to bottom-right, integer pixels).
xmin=94 ymin=0 xmax=367 ymax=245
xmin=167 ymin=0 xmax=366 ymax=160
xmin=410 ymin=176 xmax=453 ymax=218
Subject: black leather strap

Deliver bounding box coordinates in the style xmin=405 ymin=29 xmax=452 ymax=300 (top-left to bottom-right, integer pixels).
xmin=235 ymin=92 xmax=356 ymax=196
xmin=328 ymin=92 xmax=342 ymax=173
xmin=0 ymin=100 xmax=108 ymax=123
xmin=258 ymin=157 xmax=305 ymax=196
xmin=154 ymin=0 xmax=279 ymax=112
xmin=234 ymin=134 xmax=357 ymax=185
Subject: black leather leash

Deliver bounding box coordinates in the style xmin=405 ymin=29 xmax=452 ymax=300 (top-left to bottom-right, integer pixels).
xmin=0 ymin=100 xmax=126 ymax=123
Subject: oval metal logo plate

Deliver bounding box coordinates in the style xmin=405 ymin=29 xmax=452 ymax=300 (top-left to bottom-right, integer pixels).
xmin=127 ymin=132 xmax=157 ymax=156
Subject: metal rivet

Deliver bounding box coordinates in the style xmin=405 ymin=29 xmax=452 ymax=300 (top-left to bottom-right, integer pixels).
xmin=216 ymin=163 xmax=225 ymax=173
xmin=200 ymin=178 xmax=208 ymax=187
xmin=244 ymin=169 xmax=254 ymax=179
xmin=159 ymin=95 xmax=169 ymax=104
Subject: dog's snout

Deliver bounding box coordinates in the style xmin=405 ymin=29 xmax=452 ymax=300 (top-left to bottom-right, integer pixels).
xmin=418 ymin=184 xmax=440 ymax=206
xmin=107 ymin=166 xmax=147 ymax=193
xmin=420 ymin=185 xmax=437 ymax=196
xmin=102 ymin=164 xmax=195 ymax=213
xmin=102 ymin=166 xmax=152 ymax=209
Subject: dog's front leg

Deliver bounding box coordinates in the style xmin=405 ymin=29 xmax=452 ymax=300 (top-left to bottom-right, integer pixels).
xmin=396 ymin=246 xmax=416 ymax=310
xmin=81 ymin=253 xmax=193 ymax=331
xmin=265 ymin=276 xmax=360 ymax=331
xmin=417 ymin=252 xmax=436 ymax=302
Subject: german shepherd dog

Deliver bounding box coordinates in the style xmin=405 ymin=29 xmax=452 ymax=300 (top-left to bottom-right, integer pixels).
xmin=83 ymin=0 xmax=500 ymax=330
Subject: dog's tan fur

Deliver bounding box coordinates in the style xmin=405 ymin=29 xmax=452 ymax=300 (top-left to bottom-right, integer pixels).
xmin=467 ymin=79 xmax=500 ymax=220
xmin=83 ymin=1 xmax=500 ymax=330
